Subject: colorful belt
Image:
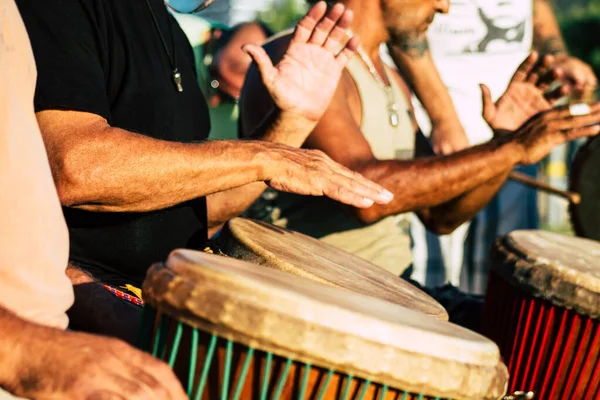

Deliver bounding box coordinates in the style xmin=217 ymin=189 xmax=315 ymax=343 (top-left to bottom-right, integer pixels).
xmin=102 ymin=284 xmax=144 ymax=306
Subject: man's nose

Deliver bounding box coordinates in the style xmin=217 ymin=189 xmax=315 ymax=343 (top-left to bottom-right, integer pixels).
xmin=436 ymin=0 xmax=450 ymax=14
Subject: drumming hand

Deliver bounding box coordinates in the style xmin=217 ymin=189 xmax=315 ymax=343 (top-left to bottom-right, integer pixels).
xmin=482 ymin=52 xmax=569 ymax=133
xmin=243 ymin=1 xmax=358 ymax=122
xmin=513 ymin=102 xmax=600 ymax=165
xmin=263 ymin=143 xmax=393 ymax=208
xmin=10 ymin=328 xmax=186 ymax=400
xmin=552 ymin=54 xmax=597 ymax=101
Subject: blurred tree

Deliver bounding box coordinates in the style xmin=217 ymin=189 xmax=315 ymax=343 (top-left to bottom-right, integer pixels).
xmin=555 ymin=0 xmax=600 ymax=79
xmin=258 ymin=0 xmax=307 ymax=32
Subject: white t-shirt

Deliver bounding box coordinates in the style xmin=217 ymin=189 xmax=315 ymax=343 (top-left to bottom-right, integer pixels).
xmin=416 ymin=0 xmax=533 ymax=144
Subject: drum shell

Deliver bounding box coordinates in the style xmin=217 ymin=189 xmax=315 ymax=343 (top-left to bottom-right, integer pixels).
xmin=482 ymin=244 xmax=600 ymax=400
xmin=147 ymin=310 xmax=440 ymax=400
xmin=140 ymin=250 xmax=509 ymax=400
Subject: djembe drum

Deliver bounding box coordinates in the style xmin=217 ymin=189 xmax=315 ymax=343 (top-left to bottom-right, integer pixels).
xmin=217 ymin=218 xmax=447 ymax=321
xmin=570 ymin=135 xmax=600 ymax=241
xmin=139 ymin=249 xmax=508 ymax=400
xmin=482 ymin=230 xmax=600 ymax=399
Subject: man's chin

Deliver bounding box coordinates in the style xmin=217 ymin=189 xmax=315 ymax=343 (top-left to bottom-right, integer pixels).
xmin=418 ymin=23 xmax=432 ymax=34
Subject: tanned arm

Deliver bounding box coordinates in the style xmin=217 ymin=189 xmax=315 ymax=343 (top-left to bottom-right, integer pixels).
xmin=306 ymin=77 xmax=517 ymax=234
xmin=0 ymin=305 xmax=186 ymax=399
xmin=532 ymin=0 xmax=567 ymax=56
xmin=387 ymin=34 xmax=469 ymax=154
xmin=38 ymin=109 xmax=386 ymax=214
xmin=305 ymin=73 xmax=600 ymax=234
xmin=38 ymin=110 xmax=286 ymax=213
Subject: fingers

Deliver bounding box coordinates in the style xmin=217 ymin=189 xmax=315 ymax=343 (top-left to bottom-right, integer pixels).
xmin=292 ymin=1 xmax=356 ymax=60
xmin=242 ymin=44 xmax=277 ymax=87
xmin=549 ymin=101 xmax=600 ymax=120
xmin=510 ymin=52 xmax=539 ymax=84
xmin=321 ymin=172 xmax=394 ymax=209
xmin=141 ymin=359 xmax=187 ymax=400
xmin=292 ymin=1 xmax=328 ymax=43
xmin=308 ymin=3 xmax=346 ymax=46
xmin=323 ymin=7 xmax=353 ymax=52
xmin=554 ymin=111 xmax=600 ymax=132
xmin=311 ymin=153 xmax=393 ymax=207
xmin=315 ymin=153 xmax=391 ymax=195
xmin=480 ymin=83 xmax=495 ymax=123
xmin=110 ymin=339 xmax=187 ymax=400
xmin=335 ymin=35 xmax=359 ymax=67
xmin=544 ymin=82 xmax=570 ymax=103
xmin=564 ymin=123 xmax=600 ymax=141
xmin=525 ymin=53 xmax=553 ymax=85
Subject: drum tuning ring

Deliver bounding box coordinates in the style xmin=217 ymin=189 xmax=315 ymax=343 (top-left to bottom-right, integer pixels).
xmin=504 ymin=391 xmax=535 ymax=400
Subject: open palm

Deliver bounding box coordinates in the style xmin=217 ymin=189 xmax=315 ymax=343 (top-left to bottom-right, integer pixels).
xmin=482 ymin=52 xmax=570 ymax=133
xmin=244 ymin=2 xmax=359 ymax=122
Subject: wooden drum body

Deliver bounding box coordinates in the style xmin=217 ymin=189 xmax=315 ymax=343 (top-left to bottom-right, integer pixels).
xmin=217 ymin=218 xmax=448 ymax=321
xmin=140 ymin=250 xmax=508 ymax=400
xmin=483 ymin=231 xmax=600 ymax=399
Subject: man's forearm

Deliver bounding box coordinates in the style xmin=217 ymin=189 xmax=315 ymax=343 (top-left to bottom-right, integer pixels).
xmin=388 ymin=38 xmax=461 ymax=127
xmin=39 ymin=111 xmax=284 ymax=213
xmin=533 ymin=0 xmax=568 ymax=56
xmin=355 ymin=137 xmax=521 ymax=224
xmin=419 ymin=168 xmax=512 ymax=234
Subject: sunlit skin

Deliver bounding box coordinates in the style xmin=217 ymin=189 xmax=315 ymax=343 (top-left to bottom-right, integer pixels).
xmin=241 ymin=0 xmax=600 ymax=237
xmin=381 ymin=0 xmax=449 ymax=41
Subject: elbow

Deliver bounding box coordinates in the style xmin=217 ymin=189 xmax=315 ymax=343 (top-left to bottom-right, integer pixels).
xmin=428 ymin=223 xmax=459 ymax=236
xmin=51 ymin=151 xmax=95 ymax=208
xmin=420 ymin=215 xmax=463 ymax=236
xmin=355 ymin=206 xmax=385 ymax=225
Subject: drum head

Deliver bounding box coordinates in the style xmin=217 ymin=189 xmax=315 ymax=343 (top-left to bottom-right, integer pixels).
xmin=143 ymin=250 xmax=508 ymax=400
xmin=490 ymin=230 xmax=600 ymax=317
xmin=569 ymin=136 xmax=600 ymax=240
xmin=218 ymin=218 xmax=447 ymax=321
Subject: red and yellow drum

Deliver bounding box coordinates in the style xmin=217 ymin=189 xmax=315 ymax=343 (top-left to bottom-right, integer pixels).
xmin=483 ymin=230 xmax=600 ymax=399
xmin=140 ymin=250 xmax=508 ymax=400
xmin=217 ymin=218 xmax=447 ymax=320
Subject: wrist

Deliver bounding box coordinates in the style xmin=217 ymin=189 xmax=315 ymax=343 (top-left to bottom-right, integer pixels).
xmin=252 ymin=141 xmax=282 ymax=182
xmin=493 ymin=134 xmax=524 ymax=166
xmin=263 ymin=108 xmax=318 ymax=147
xmin=0 ymin=308 xmax=47 ymax=393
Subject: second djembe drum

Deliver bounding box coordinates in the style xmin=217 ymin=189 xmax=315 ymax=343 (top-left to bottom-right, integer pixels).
xmin=217 ymin=218 xmax=447 ymax=320
xmin=483 ymin=230 xmax=600 ymax=399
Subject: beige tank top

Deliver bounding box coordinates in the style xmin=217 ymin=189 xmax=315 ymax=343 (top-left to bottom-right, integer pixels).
xmin=247 ymin=56 xmax=415 ymax=276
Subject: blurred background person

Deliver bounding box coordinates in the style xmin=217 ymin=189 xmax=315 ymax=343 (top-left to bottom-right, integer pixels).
xmin=168 ymin=2 xmax=272 ymax=139
xmin=388 ymin=0 xmax=597 ymax=294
